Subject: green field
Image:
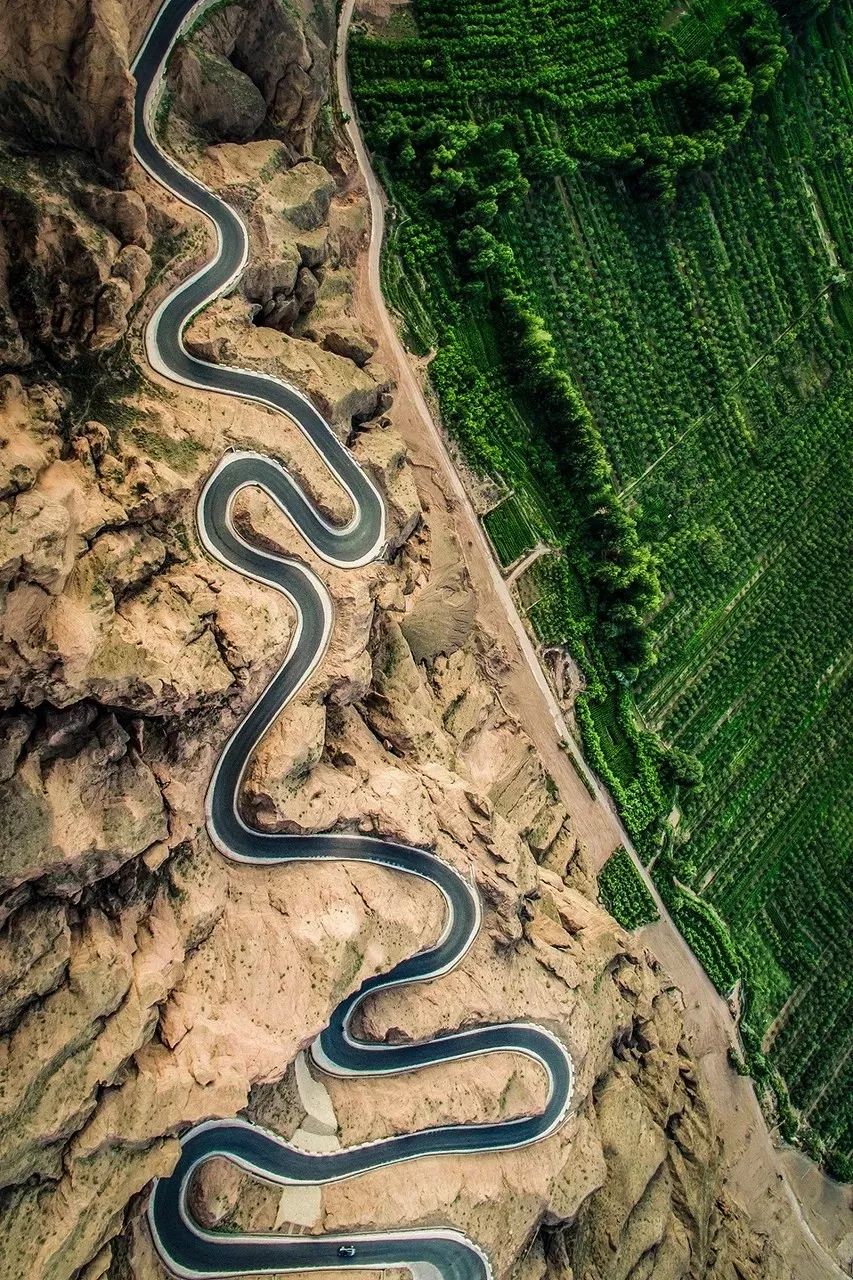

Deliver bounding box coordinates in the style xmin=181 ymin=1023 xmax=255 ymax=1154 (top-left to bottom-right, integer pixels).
xmin=598 ymin=848 xmax=660 ymax=931
xmin=483 ymin=494 xmax=540 ymax=566
xmin=350 ymin=0 xmax=852 ymax=1177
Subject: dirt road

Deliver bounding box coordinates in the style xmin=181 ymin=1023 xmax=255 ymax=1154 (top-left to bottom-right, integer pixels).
xmin=334 ymin=5 xmax=850 ymax=1275
xmin=334 ymin=0 xmax=617 ymax=861
xmin=504 ymin=541 xmax=551 ymax=586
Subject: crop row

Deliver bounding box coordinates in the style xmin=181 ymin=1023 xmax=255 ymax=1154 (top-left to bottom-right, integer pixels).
xmin=351 ymin=0 xmax=852 ymax=1172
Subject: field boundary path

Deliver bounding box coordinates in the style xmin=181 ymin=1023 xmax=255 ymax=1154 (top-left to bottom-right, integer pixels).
xmin=505 ymin=542 xmax=551 ymax=585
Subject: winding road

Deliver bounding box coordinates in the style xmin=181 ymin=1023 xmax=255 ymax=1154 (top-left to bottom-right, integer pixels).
xmin=132 ymin=1 xmax=574 ymax=1276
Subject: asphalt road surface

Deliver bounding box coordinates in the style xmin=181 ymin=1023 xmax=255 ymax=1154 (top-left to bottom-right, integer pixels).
xmin=132 ymin=3 xmax=574 ymax=1275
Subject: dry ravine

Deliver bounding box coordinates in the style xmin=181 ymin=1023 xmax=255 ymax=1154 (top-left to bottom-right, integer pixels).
xmin=0 ymin=2 xmax=791 ymax=1279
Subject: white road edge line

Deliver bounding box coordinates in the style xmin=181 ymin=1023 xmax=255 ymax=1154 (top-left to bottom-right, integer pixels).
xmin=132 ymin=3 xmax=575 ymax=1278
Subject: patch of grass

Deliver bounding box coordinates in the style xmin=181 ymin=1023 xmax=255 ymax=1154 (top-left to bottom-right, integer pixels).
xmin=382 ymin=6 xmax=419 ymax=40
xmin=154 ymin=86 xmax=174 ymax=140
xmin=149 ymin=226 xmax=195 ymax=287
xmin=125 ymin=423 xmax=206 ymax=473
xmin=59 ymin=344 xmax=147 ymax=433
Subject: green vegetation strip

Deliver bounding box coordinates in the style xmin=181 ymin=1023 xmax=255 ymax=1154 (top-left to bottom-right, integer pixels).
xmin=352 ymin=0 xmax=852 ymax=1178
xmin=599 ymin=849 xmax=659 ymax=931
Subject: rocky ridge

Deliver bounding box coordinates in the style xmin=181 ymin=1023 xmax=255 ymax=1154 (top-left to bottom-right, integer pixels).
xmin=0 ymin=3 xmax=789 ymax=1279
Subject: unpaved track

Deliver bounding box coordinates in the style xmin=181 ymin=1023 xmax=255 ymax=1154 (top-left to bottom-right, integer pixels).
xmin=335 ymin=0 xmax=620 ymax=865
xmin=334 ymin=7 xmax=850 ymax=1275
xmin=504 ymin=542 xmax=551 ymax=586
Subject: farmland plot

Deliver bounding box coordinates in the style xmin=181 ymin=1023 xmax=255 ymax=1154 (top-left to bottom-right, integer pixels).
xmin=351 ymin=0 xmax=852 ymax=1176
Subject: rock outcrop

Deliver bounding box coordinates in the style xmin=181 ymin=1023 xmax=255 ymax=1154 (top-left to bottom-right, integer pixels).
xmin=165 ymin=0 xmax=336 ymax=156
xmin=0 ymin=149 xmax=152 ymax=364
xmin=0 ymin=0 xmax=331 ymax=172
xmin=0 ymin=3 xmax=791 ymax=1280
xmin=0 ymin=0 xmax=152 ymax=173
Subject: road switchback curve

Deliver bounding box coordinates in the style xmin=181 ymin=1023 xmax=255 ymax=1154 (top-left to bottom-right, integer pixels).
xmin=132 ymin=2 xmax=574 ymax=1277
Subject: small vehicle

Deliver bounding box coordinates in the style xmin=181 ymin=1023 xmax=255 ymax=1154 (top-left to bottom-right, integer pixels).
xmin=338 ymin=1245 xmax=357 ymax=1258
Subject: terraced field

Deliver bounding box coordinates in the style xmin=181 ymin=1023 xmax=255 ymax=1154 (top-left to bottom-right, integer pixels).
xmin=351 ymin=0 xmax=852 ymax=1176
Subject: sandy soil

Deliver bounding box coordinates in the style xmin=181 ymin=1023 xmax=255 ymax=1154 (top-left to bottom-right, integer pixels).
xmin=336 ymin=3 xmax=852 ymax=1274
xmin=780 ymin=1146 xmax=853 ymax=1273
xmin=643 ymin=918 xmax=850 ymax=1278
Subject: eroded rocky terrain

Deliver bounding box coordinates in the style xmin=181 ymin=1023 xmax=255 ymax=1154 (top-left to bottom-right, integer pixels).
xmin=0 ymin=3 xmax=791 ymax=1279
